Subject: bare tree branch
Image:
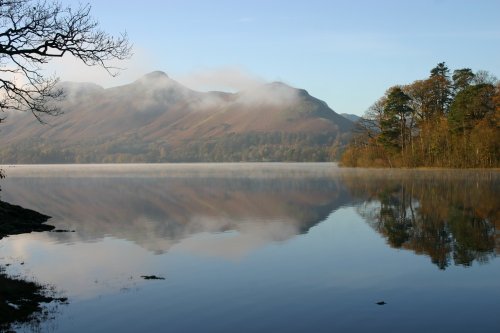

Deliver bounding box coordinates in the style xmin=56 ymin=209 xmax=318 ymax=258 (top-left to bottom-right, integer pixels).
xmin=0 ymin=0 xmax=132 ymax=119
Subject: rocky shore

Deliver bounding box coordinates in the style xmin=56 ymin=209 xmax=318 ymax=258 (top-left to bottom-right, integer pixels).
xmin=0 ymin=200 xmax=61 ymax=331
xmin=0 ymin=200 xmax=54 ymax=239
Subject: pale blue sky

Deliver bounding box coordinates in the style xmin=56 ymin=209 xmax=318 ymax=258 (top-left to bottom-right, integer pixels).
xmin=62 ymin=0 xmax=500 ymax=115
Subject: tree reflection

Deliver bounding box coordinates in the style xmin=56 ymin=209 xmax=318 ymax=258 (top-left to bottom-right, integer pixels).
xmin=343 ymin=170 xmax=498 ymax=269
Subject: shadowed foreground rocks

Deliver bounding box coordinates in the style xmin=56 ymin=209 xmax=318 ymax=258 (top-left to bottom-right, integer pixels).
xmin=0 ymin=200 xmax=54 ymax=239
xmin=0 ymin=200 xmax=63 ymax=331
xmin=0 ymin=267 xmax=67 ymax=331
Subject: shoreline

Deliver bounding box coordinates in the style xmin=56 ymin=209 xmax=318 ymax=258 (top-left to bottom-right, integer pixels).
xmin=0 ymin=201 xmax=60 ymax=331
xmin=0 ymin=200 xmax=54 ymax=239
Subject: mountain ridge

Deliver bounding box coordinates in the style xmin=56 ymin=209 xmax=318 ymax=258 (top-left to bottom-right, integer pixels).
xmin=0 ymin=71 xmax=353 ymax=163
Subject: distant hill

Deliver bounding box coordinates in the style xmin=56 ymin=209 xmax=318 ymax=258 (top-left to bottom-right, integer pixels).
xmin=340 ymin=113 xmax=361 ymax=123
xmin=0 ymin=71 xmax=353 ymax=163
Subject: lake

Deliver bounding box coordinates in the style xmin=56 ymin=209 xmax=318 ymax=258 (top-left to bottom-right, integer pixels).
xmin=0 ymin=163 xmax=499 ymax=332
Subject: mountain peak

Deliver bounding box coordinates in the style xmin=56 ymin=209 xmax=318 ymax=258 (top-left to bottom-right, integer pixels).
xmin=0 ymin=73 xmax=354 ymax=163
xmin=268 ymin=81 xmax=289 ymax=87
xmin=142 ymin=71 xmax=170 ymax=80
xmin=262 ymin=81 xmax=309 ymax=97
xmin=133 ymin=70 xmax=178 ymax=88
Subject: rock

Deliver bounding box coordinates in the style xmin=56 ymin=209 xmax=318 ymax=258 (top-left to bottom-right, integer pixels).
xmin=141 ymin=275 xmax=165 ymax=280
xmin=0 ymin=201 xmax=54 ymax=239
xmin=0 ymin=268 xmax=66 ymax=331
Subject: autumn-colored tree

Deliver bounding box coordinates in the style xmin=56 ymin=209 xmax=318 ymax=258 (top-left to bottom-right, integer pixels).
xmin=341 ymin=63 xmax=499 ymax=168
xmin=404 ymin=79 xmax=435 ymax=122
xmin=493 ymin=82 xmax=500 ymax=112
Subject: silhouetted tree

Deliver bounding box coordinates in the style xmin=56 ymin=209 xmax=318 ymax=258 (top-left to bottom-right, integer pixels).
xmin=0 ymin=0 xmax=131 ymax=121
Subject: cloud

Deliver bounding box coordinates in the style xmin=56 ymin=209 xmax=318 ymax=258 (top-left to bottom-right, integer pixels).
xmin=171 ymin=218 xmax=300 ymax=260
xmin=2 ymin=233 xmax=154 ymax=300
xmin=44 ymin=52 xmax=269 ymax=95
xmin=42 ymin=46 xmax=157 ymax=88
xmin=176 ymin=67 xmax=266 ymax=92
xmin=236 ymin=81 xmax=301 ymax=106
xmin=174 ymin=67 xmax=301 ymax=108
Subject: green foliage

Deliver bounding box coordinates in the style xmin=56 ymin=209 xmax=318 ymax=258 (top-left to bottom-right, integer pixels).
xmin=0 ymin=132 xmax=339 ymax=163
xmin=448 ymin=84 xmax=496 ymax=133
xmin=379 ymin=87 xmax=412 ymax=151
xmin=452 ymin=68 xmax=475 ymax=93
xmin=430 ymin=62 xmax=450 ymax=78
xmin=341 ymin=63 xmax=499 ymax=168
xmin=429 ymin=62 xmax=453 ymax=116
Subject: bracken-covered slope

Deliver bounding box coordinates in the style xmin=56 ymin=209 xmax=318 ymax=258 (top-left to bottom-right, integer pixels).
xmin=0 ymin=71 xmax=353 ymax=162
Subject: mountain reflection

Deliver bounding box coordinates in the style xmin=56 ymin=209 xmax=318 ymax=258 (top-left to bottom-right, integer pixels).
xmin=2 ymin=166 xmax=498 ymax=268
xmin=341 ymin=170 xmax=499 ymax=269
xmin=2 ymin=172 xmax=350 ymax=254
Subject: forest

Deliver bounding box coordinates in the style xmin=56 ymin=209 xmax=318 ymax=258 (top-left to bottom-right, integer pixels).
xmin=341 ymin=63 xmax=499 ymax=168
xmin=0 ymin=132 xmax=339 ymax=163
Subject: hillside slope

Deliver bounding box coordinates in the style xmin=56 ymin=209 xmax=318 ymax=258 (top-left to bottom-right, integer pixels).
xmin=0 ymin=71 xmax=353 ymax=162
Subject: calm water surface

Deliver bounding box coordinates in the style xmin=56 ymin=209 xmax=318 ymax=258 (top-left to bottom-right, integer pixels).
xmin=0 ymin=163 xmax=499 ymax=332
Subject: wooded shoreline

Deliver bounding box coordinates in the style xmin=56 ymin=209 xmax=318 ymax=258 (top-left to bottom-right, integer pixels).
xmin=341 ymin=63 xmax=499 ymax=168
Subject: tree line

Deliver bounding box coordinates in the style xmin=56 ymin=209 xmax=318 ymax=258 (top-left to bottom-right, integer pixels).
xmin=341 ymin=63 xmax=499 ymax=168
xmin=0 ymin=132 xmax=339 ymax=163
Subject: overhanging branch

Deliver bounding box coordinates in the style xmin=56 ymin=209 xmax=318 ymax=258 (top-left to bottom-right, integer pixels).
xmin=0 ymin=0 xmax=131 ymax=119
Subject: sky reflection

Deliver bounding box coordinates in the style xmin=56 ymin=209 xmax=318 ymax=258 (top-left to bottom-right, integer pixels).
xmin=0 ymin=164 xmax=499 ymax=332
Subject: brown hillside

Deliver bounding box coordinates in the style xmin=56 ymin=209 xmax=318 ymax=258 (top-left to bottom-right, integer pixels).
xmin=0 ymin=71 xmax=353 ymax=162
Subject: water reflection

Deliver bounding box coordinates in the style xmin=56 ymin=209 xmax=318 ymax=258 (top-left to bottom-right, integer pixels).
xmin=341 ymin=170 xmax=499 ymax=269
xmin=1 ymin=165 xmax=499 ymax=332
xmin=0 ymin=267 xmax=66 ymax=333
xmin=1 ymin=169 xmax=350 ymax=255
xmin=1 ymin=166 xmax=498 ymax=267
